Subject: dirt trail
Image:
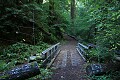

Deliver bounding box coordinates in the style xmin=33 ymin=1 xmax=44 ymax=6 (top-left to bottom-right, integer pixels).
xmin=50 ymin=35 xmax=87 ymax=80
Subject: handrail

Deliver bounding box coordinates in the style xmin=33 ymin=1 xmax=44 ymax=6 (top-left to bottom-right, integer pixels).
xmin=78 ymin=43 xmax=89 ymax=49
xmin=76 ymin=43 xmax=88 ymax=61
xmin=41 ymin=43 xmax=60 ymax=66
xmin=42 ymin=43 xmax=60 ymax=55
xmin=29 ymin=43 xmax=60 ymax=65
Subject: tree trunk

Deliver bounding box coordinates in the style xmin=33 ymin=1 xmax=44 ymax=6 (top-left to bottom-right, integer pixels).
xmin=49 ymin=0 xmax=54 ymax=26
xmin=36 ymin=0 xmax=43 ymax=4
xmin=71 ymin=0 xmax=75 ymax=20
xmin=71 ymin=0 xmax=75 ymax=34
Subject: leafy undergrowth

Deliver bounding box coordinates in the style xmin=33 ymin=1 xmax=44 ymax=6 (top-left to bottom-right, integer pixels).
xmin=86 ymin=48 xmax=120 ymax=80
xmin=0 ymin=42 xmax=53 ymax=80
xmin=87 ymin=70 xmax=120 ymax=80
xmin=28 ymin=68 xmax=53 ymax=80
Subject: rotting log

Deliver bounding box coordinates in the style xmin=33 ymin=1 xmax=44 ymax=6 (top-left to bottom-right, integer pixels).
xmin=0 ymin=62 xmax=40 ymax=80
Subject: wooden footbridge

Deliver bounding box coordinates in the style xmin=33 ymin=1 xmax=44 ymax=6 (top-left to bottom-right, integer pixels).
xmin=0 ymin=35 xmax=106 ymax=80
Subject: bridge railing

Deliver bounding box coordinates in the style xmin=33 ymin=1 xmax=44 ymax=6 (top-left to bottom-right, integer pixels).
xmin=76 ymin=43 xmax=88 ymax=61
xmin=41 ymin=42 xmax=60 ymax=66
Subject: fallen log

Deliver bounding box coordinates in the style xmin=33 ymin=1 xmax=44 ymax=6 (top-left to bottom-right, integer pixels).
xmin=0 ymin=61 xmax=40 ymax=80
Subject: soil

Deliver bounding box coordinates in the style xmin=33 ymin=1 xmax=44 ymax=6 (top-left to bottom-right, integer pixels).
xmin=50 ymin=34 xmax=88 ymax=80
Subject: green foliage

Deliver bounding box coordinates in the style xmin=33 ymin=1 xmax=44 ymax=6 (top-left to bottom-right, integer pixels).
xmin=75 ymin=0 xmax=120 ymax=79
xmin=73 ymin=0 xmax=120 ymax=62
xmin=90 ymin=75 xmax=111 ymax=80
xmin=88 ymin=48 xmax=114 ymax=63
xmin=0 ymin=0 xmax=62 ymax=44
xmin=89 ymin=70 xmax=120 ymax=80
xmin=87 ymin=49 xmax=99 ymax=61
xmin=109 ymin=71 xmax=120 ymax=80
xmin=1 ymin=42 xmax=49 ymax=60
xmin=0 ymin=0 xmax=66 ymax=79
xmin=28 ymin=68 xmax=53 ymax=80
xmin=0 ymin=41 xmax=52 ymax=79
xmin=0 ymin=60 xmax=7 ymax=71
xmin=0 ymin=42 xmax=49 ymax=69
xmin=39 ymin=68 xmax=53 ymax=79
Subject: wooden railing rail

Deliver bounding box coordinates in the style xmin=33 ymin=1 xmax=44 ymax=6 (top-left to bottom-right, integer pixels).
xmin=76 ymin=43 xmax=88 ymax=61
xmin=41 ymin=43 xmax=60 ymax=66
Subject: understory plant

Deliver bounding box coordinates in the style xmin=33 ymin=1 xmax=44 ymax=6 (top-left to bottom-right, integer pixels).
xmin=0 ymin=42 xmax=53 ymax=80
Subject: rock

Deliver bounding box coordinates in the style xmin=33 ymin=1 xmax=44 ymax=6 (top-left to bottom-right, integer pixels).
xmin=29 ymin=56 xmax=36 ymax=61
xmin=61 ymin=76 xmax=64 ymax=78
xmin=36 ymin=55 xmax=42 ymax=59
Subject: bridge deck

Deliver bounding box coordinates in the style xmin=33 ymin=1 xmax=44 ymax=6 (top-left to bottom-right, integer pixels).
xmin=50 ymin=35 xmax=88 ymax=80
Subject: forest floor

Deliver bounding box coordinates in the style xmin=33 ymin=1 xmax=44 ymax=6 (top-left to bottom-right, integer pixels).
xmin=50 ymin=34 xmax=88 ymax=80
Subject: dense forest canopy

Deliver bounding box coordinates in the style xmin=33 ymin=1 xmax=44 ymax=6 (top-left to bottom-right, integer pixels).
xmin=0 ymin=0 xmax=120 ymax=80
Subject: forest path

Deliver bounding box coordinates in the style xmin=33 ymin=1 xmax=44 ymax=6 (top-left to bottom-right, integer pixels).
xmin=50 ymin=34 xmax=88 ymax=80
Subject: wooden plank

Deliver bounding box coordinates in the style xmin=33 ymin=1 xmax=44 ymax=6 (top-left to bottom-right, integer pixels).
xmin=61 ymin=51 xmax=67 ymax=67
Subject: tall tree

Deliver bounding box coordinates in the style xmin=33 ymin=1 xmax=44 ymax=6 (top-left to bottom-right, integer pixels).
xmin=49 ymin=0 xmax=54 ymax=26
xmin=71 ymin=0 xmax=75 ymax=33
xmin=71 ymin=0 xmax=75 ymax=20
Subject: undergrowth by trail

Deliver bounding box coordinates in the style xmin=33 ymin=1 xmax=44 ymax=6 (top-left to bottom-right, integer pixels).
xmin=0 ymin=42 xmax=53 ymax=80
